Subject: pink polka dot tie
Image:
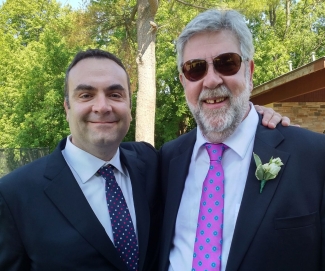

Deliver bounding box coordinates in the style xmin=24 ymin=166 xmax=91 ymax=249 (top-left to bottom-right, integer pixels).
xmin=97 ymin=165 xmax=139 ymax=271
xmin=192 ymin=143 xmax=228 ymax=271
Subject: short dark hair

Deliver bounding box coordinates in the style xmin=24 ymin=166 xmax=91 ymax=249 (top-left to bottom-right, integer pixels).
xmin=64 ymin=49 xmax=131 ymax=108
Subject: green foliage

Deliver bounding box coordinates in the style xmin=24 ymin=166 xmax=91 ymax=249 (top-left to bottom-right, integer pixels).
xmin=0 ymin=0 xmax=62 ymax=45
xmin=0 ymin=0 xmax=324 ymax=151
xmin=247 ymin=0 xmax=325 ymax=86
xmin=0 ymin=0 xmax=86 ymax=150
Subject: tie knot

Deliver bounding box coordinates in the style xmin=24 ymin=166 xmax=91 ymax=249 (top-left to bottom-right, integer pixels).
xmin=205 ymin=143 xmax=227 ymax=161
xmin=97 ymin=164 xmax=115 ymax=177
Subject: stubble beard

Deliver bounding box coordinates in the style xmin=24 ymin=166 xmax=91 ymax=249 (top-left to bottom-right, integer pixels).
xmin=187 ymin=82 xmax=251 ymax=143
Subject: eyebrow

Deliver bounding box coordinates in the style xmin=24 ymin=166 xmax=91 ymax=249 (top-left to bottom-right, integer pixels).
xmin=74 ymin=84 xmax=96 ymax=91
xmin=73 ymin=84 xmax=126 ymax=92
xmin=105 ymin=84 xmax=126 ymax=91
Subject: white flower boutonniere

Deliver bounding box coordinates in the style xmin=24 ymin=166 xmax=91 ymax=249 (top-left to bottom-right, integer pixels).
xmin=253 ymin=153 xmax=284 ymax=193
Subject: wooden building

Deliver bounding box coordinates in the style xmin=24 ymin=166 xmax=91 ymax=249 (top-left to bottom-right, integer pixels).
xmin=250 ymin=57 xmax=325 ymax=133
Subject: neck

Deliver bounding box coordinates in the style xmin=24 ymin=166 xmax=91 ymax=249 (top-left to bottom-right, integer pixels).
xmin=69 ymin=136 xmax=118 ymax=161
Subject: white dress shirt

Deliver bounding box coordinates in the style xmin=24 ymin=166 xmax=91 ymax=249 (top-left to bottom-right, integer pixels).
xmin=168 ymin=104 xmax=258 ymax=271
xmin=62 ymin=136 xmax=137 ymax=243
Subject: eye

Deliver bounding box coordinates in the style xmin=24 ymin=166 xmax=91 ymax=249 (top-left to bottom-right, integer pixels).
xmin=79 ymin=93 xmax=92 ymax=99
xmin=110 ymin=93 xmax=123 ymax=98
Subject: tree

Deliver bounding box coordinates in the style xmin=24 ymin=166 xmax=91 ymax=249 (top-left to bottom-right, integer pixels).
xmin=135 ymin=0 xmax=158 ymax=145
xmin=0 ymin=0 xmax=92 ymax=149
xmin=1 ymin=0 xmax=324 ymax=150
xmin=247 ymin=0 xmax=325 ymax=86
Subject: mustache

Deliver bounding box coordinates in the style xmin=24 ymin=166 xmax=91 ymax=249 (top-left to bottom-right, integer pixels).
xmin=198 ymin=85 xmax=232 ymax=100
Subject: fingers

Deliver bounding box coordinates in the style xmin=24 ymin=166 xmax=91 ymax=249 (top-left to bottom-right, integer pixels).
xmin=254 ymin=105 xmax=263 ymax=114
xmin=264 ymin=112 xmax=282 ymax=129
xmin=255 ymin=105 xmax=278 ymax=129
xmin=254 ymin=105 xmax=292 ymax=129
xmin=280 ymin=116 xmax=290 ymax=127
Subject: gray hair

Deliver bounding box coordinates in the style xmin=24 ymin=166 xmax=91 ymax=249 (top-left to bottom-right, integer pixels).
xmin=176 ymin=9 xmax=254 ymax=73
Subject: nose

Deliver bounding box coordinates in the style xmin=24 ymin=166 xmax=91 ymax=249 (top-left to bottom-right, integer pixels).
xmin=202 ymin=62 xmax=224 ymax=89
xmin=92 ymin=93 xmax=112 ymax=114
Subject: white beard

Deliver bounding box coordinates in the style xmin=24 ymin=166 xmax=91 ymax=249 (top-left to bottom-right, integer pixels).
xmin=187 ymin=79 xmax=251 ymax=143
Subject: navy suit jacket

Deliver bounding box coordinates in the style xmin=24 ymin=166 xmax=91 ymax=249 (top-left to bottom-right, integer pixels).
xmin=159 ymin=117 xmax=325 ymax=271
xmin=0 ymin=138 xmax=161 ymax=271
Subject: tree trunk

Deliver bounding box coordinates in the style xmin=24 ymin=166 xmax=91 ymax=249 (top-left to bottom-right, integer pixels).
xmin=285 ymin=0 xmax=291 ymax=35
xmin=135 ymin=0 xmax=158 ymax=146
xmin=269 ymin=4 xmax=276 ymax=27
xmin=286 ymin=0 xmax=290 ymax=27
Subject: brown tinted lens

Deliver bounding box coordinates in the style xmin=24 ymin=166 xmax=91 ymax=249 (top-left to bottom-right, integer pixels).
xmin=182 ymin=59 xmax=207 ymax=81
xmin=213 ymin=53 xmax=242 ymax=76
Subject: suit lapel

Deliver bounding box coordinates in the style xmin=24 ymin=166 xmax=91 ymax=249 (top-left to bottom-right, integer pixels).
xmin=120 ymin=147 xmax=150 ymax=271
xmin=43 ymin=139 xmax=128 ymax=271
xmin=226 ymin=123 xmax=290 ymax=271
xmin=160 ymin=129 xmax=197 ymax=271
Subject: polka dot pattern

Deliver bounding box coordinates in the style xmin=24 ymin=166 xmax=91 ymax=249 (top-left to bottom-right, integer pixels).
xmin=192 ymin=143 xmax=227 ymax=271
xmin=97 ymin=165 xmax=139 ymax=271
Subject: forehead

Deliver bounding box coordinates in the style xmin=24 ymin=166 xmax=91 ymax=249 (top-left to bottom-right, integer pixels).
xmin=183 ymin=30 xmax=241 ymax=61
xmin=68 ymin=57 xmax=128 ymax=90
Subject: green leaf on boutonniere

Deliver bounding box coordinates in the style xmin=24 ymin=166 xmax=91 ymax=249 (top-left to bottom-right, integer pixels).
xmin=253 ymin=153 xmax=262 ymax=167
xmin=253 ymin=153 xmax=284 ymax=193
xmin=255 ymin=164 xmax=265 ymax=180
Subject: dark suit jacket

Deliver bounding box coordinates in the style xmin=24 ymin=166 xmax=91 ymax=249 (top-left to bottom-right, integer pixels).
xmin=159 ymin=118 xmax=325 ymax=271
xmin=0 ymin=138 xmax=161 ymax=271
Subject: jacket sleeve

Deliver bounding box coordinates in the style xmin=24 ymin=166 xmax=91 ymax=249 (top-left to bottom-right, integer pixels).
xmin=321 ymin=178 xmax=325 ymax=270
xmin=0 ymin=189 xmax=30 ymax=271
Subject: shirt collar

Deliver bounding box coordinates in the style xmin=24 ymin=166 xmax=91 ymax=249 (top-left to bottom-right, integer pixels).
xmin=102 ymin=149 xmax=128 ymax=178
xmin=194 ymin=102 xmax=258 ymax=159
xmin=63 ymin=136 xmax=128 ymax=184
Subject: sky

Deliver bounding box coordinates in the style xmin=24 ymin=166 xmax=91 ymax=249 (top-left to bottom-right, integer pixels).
xmin=58 ymin=0 xmax=86 ymax=9
xmin=0 ymin=0 xmax=85 ymax=9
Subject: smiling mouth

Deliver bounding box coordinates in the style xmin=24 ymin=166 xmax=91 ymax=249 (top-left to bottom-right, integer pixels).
xmin=89 ymin=121 xmax=118 ymax=126
xmin=90 ymin=119 xmax=117 ymax=123
xmin=205 ymin=97 xmax=227 ymax=104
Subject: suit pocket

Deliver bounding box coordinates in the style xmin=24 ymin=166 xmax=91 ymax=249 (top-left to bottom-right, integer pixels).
xmin=274 ymin=212 xmax=317 ymax=230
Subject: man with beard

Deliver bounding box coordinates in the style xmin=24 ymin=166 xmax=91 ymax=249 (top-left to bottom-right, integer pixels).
xmin=159 ymin=9 xmax=325 ymax=271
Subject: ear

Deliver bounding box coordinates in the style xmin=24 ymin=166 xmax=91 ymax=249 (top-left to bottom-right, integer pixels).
xmin=248 ymin=60 xmax=255 ymax=92
xmin=179 ymin=73 xmax=186 ymax=88
xmin=63 ymin=100 xmax=69 ymax=122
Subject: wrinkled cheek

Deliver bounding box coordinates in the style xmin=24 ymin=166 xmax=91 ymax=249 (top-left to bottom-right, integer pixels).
xmin=233 ymin=84 xmax=247 ymax=98
xmin=185 ymin=90 xmax=200 ymax=107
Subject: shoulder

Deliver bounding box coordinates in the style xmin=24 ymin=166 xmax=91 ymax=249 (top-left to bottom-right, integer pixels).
xmin=120 ymin=141 xmax=157 ymax=156
xmin=277 ymin=125 xmax=325 ymax=146
xmin=283 ymin=126 xmax=325 ymax=157
xmin=0 ymin=154 xmax=49 ymax=196
xmin=161 ymin=128 xmax=197 ymax=150
xmin=256 ymin=123 xmax=325 ymax=154
xmin=0 ymin=140 xmax=65 ymax=191
xmin=159 ymin=128 xmax=197 ymax=159
xmin=120 ymin=142 xmax=159 ymax=175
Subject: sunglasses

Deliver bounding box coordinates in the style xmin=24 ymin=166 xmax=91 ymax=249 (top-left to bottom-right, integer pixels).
xmin=181 ymin=52 xmax=245 ymax=82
